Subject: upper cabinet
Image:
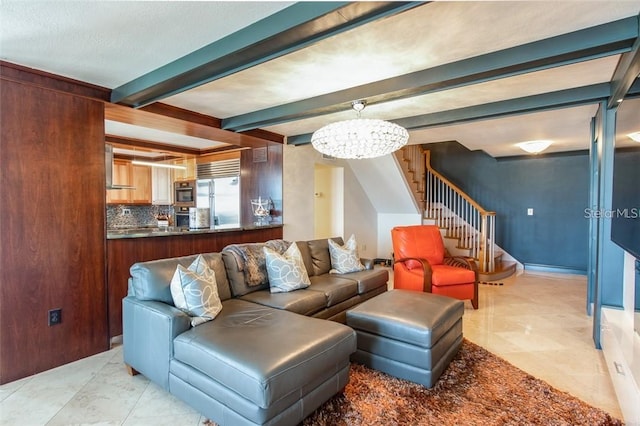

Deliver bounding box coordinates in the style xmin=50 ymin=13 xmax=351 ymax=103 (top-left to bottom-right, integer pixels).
xmin=152 ymin=167 xmax=173 ymax=205
xmin=106 ymin=159 xmax=151 ymax=204
xmin=130 ymin=164 xmax=152 ymax=204
xmin=173 ymin=158 xmax=197 ymax=181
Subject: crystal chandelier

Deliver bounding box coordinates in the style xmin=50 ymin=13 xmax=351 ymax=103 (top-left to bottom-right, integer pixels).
xmin=311 ymin=100 xmax=409 ymax=159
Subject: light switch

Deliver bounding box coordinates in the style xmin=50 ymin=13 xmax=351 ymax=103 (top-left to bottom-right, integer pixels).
xmin=527 ymin=208 xmax=534 ymax=216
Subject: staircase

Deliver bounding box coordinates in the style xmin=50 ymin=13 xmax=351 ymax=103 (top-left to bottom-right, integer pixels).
xmin=395 ymin=146 xmax=517 ymax=281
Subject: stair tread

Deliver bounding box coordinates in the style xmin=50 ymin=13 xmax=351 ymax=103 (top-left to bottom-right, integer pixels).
xmin=478 ymin=260 xmax=517 ymax=281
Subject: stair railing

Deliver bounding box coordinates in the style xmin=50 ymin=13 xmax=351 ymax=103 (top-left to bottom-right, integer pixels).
xmin=423 ymin=150 xmax=496 ymax=273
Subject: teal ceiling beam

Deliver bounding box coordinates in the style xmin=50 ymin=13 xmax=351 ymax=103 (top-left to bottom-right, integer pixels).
xmin=111 ymin=1 xmax=424 ymax=107
xmin=287 ymin=83 xmax=611 ymax=146
xmin=395 ymin=83 xmax=611 ymax=130
xmin=608 ymin=15 xmax=640 ymax=108
xmin=224 ymin=16 xmax=637 ymax=132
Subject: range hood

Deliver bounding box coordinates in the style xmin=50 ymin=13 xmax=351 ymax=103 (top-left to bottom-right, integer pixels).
xmin=105 ymin=144 xmax=136 ymax=190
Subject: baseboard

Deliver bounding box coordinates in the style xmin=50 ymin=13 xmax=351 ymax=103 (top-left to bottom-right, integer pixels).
xmin=523 ymin=263 xmax=587 ymax=275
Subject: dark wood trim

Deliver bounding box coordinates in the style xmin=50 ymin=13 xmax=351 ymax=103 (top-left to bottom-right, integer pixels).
xmin=241 ymin=128 xmax=285 ymax=144
xmin=0 ymin=61 xmax=111 ymax=101
xmin=105 ymin=135 xmax=200 ymax=157
xmin=140 ymin=102 xmax=222 ymax=128
xmin=105 ymin=103 xmax=282 ymax=149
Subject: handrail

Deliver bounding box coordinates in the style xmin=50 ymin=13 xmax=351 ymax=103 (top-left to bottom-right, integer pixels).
xmin=398 ymin=148 xmax=497 ymax=274
xmin=424 ymin=151 xmax=494 ymax=216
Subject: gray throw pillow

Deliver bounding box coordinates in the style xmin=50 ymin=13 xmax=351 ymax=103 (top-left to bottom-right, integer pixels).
xmin=264 ymin=243 xmax=311 ymax=293
xmin=170 ymin=254 xmax=222 ymax=326
xmin=328 ymin=234 xmax=365 ymax=274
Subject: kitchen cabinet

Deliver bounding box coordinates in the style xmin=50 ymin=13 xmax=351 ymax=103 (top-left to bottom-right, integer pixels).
xmin=152 ymin=167 xmax=173 ymax=205
xmin=106 ymin=159 xmax=132 ymax=204
xmin=173 ymin=158 xmax=197 ymax=181
xmin=106 ymin=159 xmax=151 ymax=204
xmin=131 ymin=164 xmax=151 ymax=203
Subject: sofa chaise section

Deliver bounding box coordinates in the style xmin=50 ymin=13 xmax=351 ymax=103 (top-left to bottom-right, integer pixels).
xmin=122 ymin=239 xmax=380 ymax=426
xmin=170 ymin=299 xmax=354 ymax=425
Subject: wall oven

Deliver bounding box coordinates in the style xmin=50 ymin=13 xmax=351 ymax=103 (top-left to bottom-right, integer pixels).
xmin=174 ymin=180 xmax=196 ymax=207
xmin=174 ymin=206 xmax=191 ymax=228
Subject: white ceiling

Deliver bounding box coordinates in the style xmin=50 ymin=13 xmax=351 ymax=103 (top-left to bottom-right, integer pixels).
xmin=2 ymin=1 xmax=639 ymax=157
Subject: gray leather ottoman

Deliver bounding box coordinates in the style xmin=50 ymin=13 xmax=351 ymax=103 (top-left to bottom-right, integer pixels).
xmin=346 ymin=289 xmax=464 ymax=388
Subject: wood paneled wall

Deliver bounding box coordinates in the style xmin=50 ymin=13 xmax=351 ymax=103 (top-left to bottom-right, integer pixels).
xmin=241 ymin=144 xmax=284 ymax=226
xmin=0 ymin=63 xmax=111 ymax=384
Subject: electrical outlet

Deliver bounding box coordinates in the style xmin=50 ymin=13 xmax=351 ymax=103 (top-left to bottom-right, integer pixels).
xmin=122 ymin=208 xmax=131 ymax=215
xmin=527 ymin=208 xmax=534 ymax=216
xmin=48 ymin=308 xmax=62 ymax=326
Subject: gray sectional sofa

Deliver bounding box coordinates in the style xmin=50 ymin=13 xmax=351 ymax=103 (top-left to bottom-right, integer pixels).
xmin=122 ymin=237 xmax=388 ymax=426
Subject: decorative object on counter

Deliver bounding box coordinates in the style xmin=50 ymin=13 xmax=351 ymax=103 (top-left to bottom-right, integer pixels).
xmin=311 ymin=100 xmax=409 ymax=159
xmin=156 ymin=212 xmax=170 ymax=227
xmin=251 ymin=196 xmax=272 ymax=226
xmin=189 ymin=207 xmax=210 ymax=229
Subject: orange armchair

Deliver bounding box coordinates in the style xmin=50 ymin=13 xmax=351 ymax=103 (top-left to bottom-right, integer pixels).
xmin=391 ymin=225 xmax=478 ymax=309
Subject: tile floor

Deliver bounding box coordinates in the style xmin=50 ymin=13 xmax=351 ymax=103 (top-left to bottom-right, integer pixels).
xmin=0 ymin=270 xmax=622 ymax=425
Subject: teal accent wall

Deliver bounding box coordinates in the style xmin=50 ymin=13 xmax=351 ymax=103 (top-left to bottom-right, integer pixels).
xmin=426 ymin=141 xmax=590 ymax=272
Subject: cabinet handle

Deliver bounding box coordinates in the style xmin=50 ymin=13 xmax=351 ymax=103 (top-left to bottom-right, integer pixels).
xmin=614 ymin=361 xmax=625 ymax=376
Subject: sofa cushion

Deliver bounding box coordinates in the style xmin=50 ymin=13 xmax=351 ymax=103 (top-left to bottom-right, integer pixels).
xmin=335 ymin=268 xmax=389 ymax=294
xmin=294 ymin=241 xmax=315 ymax=277
xmin=328 ymin=235 xmax=365 ymax=274
xmin=170 ymin=255 xmax=223 ymax=327
xmin=222 ymin=240 xmax=290 ymax=297
xmin=264 ymin=243 xmax=311 ymax=293
xmin=130 ymin=252 xmax=231 ymax=303
xmin=306 ymin=237 xmax=343 ymax=276
xmin=431 ymin=264 xmax=476 ymax=286
xmin=172 ymin=299 xmax=356 ymax=409
xmin=239 ymin=289 xmax=327 ymax=316
xmin=308 ymin=275 xmax=358 ymax=307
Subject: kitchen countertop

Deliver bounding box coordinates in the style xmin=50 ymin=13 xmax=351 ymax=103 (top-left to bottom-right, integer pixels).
xmin=107 ymin=224 xmax=283 ymax=239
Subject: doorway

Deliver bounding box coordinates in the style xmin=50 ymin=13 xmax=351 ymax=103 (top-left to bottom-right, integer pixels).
xmin=314 ymin=164 xmax=344 ymax=239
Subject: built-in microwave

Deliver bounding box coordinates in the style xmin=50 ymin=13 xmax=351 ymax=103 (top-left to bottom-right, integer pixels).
xmin=174 ymin=180 xmax=196 ymax=207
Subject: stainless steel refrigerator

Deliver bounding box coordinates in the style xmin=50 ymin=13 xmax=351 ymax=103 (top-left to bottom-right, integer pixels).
xmin=196 ymin=176 xmax=240 ymax=229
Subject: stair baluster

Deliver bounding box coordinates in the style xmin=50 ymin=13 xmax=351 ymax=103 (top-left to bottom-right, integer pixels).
xmin=395 ymin=146 xmax=497 ymax=275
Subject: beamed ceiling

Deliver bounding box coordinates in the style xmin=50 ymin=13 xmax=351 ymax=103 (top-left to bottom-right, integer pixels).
xmin=2 ymin=1 xmax=639 ymax=158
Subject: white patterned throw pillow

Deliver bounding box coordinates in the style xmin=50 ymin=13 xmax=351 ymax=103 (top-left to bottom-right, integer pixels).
xmin=328 ymin=235 xmax=365 ymax=274
xmin=170 ymin=255 xmax=222 ymax=326
xmin=264 ymin=243 xmax=311 ymax=293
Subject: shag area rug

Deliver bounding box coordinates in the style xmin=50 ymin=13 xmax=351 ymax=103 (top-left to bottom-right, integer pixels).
xmin=205 ymin=339 xmax=622 ymax=426
xmin=303 ymin=339 xmax=622 ymax=426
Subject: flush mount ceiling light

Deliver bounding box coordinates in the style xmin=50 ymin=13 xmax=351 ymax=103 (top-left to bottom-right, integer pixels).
xmin=627 ymin=132 xmax=640 ymax=142
xmin=131 ymin=159 xmax=187 ymax=170
xmin=311 ymin=100 xmax=409 ymax=159
xmin=515 ymin=140 xmax=553 ymax=154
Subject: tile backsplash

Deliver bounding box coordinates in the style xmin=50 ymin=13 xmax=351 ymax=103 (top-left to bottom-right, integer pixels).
xmin=107 ymin=205 xmax=174 ymax=229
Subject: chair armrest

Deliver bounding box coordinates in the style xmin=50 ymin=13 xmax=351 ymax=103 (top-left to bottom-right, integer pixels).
xmin=444 ymin=255 xmax=479 ymax=281
xmin=122 ymin=296 xmax=191 ymax=390
xmin=394 ymin=257 xmax=433 ymax=292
